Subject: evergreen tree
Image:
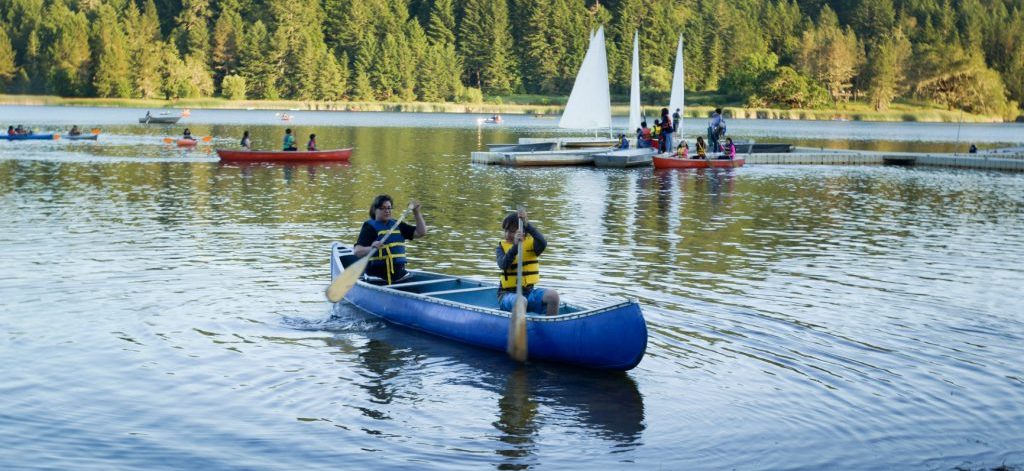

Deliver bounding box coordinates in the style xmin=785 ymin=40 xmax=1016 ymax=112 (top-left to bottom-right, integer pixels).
xmin=40 ymin=1 xmax=91 ymax=96
xmin=0 ymin=26 xmax=15 ymax=88
xmin=211 ymin=0 xmax=244 ymax=92
xmin=91 ymin=4 xmax=132 ymax=98
xmin=426 ymin=0 xmax=456 ymax=46
xmin=173 ymin=0 xmax=211 ymax=63
xmin=798 ymin=6 xmax=862 ymax=102
xmin=866 ymin=28 xmax=911 ymax=110
xmin=127 ymin=0 xmax=164 ymax=98
xmin=482 ymin=0 xmax=518 ymax=94
xmin=238 ymin=20 xmax=279 ymax=99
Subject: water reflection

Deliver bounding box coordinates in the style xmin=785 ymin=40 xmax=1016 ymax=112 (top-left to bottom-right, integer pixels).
xmin=334 ymin=317 xmax=645 ymax=463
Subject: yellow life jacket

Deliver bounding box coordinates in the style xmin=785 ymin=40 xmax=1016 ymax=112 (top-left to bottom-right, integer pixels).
xmin=499 ymin=235 xmax=540 ymax=289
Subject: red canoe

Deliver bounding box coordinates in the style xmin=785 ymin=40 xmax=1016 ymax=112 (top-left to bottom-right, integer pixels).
xmin=652 ymin=154 xmax=745 ymax=169
xmin=177 ymin=138 xmax=198 ymax=147
xmin=216 ymin=148 xmax=353 ymax=162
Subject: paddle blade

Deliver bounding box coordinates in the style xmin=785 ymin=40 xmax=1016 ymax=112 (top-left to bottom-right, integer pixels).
xmin=163 ymin=137 xmax=174 ymax=144
xmin=507 ymin=299 xmax=528 ymax=362
xmin=52 ymin=134 xmax=61 ymax=140
xmin=91 ymin=128 xmax=101 ymax=135
xmin=326 ymin=255 xmax=369 ymax=303
xmin=201 ymin=135 xmax=212 ymax=142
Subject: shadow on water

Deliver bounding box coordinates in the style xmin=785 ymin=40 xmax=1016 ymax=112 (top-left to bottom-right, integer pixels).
xmin=324 ymin=308 xmax=645 ymax=464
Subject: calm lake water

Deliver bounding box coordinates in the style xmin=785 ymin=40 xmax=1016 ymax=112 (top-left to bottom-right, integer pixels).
xmin=2 ymin=105 xmax=1023 ymax=470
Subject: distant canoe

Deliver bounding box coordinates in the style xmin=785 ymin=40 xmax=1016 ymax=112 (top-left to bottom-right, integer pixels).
xmin=652 ymin=154 xmax=745 ymax=169
xmin=65 ymin=134 xmax=98 ymax=141
xmin=592 ymin=148 xmax=657 ymax=168
xmin=216 ymin=148 xmax=353 ymax=162
xmin=177 ymin=138 xmax=198 ymax=147
xmin=2 ymin=133 xmax=57 ymax=140
xmin=139 ymin=116 xmax=181 ymax=124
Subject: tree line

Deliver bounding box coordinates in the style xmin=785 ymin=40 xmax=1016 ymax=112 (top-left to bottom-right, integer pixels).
xmin=0 ymin=0 xmax=1021 ymax=117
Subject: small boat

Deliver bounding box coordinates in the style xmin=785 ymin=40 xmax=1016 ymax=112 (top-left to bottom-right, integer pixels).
xmin=64 ymin=134 xmax=98 ymax=141
xmin=485 ymin=142 xmax=558 ymax=152
xmin=500 ymin=148 xmax=609 ymax=167
xmin=216 ymin=148 xmax=353 ymax=162
xmin=749 ymin=143 xmax=794 ymax=153
xmin=592 ymin=148 xmax=657 ymax=168
xmin=177 ymin=138 xmax=198 ymax=147
xmin=482 ymin=116 xmax=502 ymax=124
xmin=139 ymin=115 xmax=181 ymax=124
xmin=330 ymin=243 xmax=648 ymax=370
xmin=652 ymin=154 xmax=745 ymax=169
xmin=2 ymin=133 xmax=57 ymax=141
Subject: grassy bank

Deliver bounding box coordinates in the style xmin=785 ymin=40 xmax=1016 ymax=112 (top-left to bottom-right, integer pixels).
xmin=0 ymin=93 xmax=1011 ymax=123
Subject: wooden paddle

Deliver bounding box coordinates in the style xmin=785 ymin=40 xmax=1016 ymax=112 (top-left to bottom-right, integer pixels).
xmin=507 ymin=206 xmax=528 ymax=363
xmin=325 ymin=203 xmax=414 ymax=303
xmin=91 ymin=128 xmax=101 ymax=135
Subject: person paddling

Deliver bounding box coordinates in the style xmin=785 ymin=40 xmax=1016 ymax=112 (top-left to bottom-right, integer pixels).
xmin=495 ymin=208 xmax=560 ymax=316
xmin=307 ymin=133 xmax=317 ymax=151
xmin=240 ymin=130 xmax=251 ymax=149
xmin=353 ymin=195 xmax=427 ymax=285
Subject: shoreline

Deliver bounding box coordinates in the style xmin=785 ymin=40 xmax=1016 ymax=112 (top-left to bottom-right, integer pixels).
xmin=0 ymin=94 xmax=1011 ymax=124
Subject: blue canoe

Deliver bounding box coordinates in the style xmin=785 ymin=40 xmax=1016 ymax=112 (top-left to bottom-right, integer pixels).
xmin=3 ymin=133 xmax=57 ymax=140
xmin=330 ymin=243 xmax=648 ymax=370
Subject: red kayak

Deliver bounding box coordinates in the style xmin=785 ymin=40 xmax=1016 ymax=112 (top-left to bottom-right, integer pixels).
xmin=652 ymin=154 xmax=745 ymax=169
xmin=216 ymin=148 xmax=353 ymax=162
xmin=177 ymin=138 xmax=198 ymax=147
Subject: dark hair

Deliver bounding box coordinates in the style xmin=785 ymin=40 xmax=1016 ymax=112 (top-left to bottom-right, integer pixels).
xmin=641 ymin=121 xmax=647 ymax=127
xmin=369 ymin=194 xmax=393 ymax=218
xmin=501 ymin=212 xmax=519 ymax=231
xmin=715 ymin=108 xmax=722 ymax=114
xmin=309 ymin=134 xmax=316 ymax=139
xmin=243 ymin=130 xmax=249 ymax=137
xmin=285 ymin=128 xmax=292 ymax=134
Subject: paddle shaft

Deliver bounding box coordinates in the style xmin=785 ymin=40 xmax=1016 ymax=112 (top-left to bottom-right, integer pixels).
xmin=507 ymin=209 xmax=528 ymax=362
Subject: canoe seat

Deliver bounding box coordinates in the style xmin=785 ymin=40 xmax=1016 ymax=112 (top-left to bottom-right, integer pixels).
xmin=426 ymin=286 xmax=495 ymax=297
xmin=388 ymin=278 xmax=457 ymax=290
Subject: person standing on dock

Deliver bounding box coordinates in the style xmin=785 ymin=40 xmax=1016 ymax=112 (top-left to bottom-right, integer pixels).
xmin=354 ymin=195 xmax=428 ymax=285
xmin=709 ymin=108 xmax=726 ymax=152
xmin=495 ymin=208 xmax=560 ymax=316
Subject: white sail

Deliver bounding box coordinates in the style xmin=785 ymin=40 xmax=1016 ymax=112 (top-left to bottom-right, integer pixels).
xmin=559 ymin=26 xmax=612 ymax=131
xmin=628 ymin=31 xmax=642 ymax=134
xmin=668 ymin=35 xmax=685 ymax=136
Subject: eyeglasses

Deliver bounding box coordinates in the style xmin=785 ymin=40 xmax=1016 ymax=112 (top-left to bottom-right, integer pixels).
xmin=377 ymin=206 xmax=393 ymax=211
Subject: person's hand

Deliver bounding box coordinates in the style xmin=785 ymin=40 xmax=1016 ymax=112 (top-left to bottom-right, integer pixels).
xmin=514 ymin=231 xmax=524 ymax=244
xmin=517 ymin=208 xmax=528 ymax=227
xmin=371 ymin=240 xmax=384 ymax=250
xmin=410 ymin=200 xmax=421 ymax=213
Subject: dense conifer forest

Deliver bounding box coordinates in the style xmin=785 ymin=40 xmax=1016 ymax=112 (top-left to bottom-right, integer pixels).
xmin=0 ymin=0 xmax=1021 ymax=116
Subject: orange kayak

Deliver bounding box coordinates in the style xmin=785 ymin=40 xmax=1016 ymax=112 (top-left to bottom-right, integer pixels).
xmin=216 ymin=148 xmax=353 ymax=162
xmin=177 ymin=138 xmax=198 ymax=147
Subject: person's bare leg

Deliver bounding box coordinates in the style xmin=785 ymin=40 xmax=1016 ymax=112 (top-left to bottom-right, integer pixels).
xmin=543 ymin=289 xmax=560 ymax=316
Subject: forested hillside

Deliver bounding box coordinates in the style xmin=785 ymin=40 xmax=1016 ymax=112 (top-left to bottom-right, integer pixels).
xmin=0 ymin=0 xmax=1021 ymax=116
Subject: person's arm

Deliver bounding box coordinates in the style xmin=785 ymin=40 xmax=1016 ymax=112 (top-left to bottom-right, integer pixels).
xmin=496 ymin=243 xmax=518 ymax=271
xmin=353 ymin=223 xmax=380 ymax=258
xmin=524 ymin=224 xmax=547 ymax=256
xmin=411 ymin=201 xmax=426 ymax=238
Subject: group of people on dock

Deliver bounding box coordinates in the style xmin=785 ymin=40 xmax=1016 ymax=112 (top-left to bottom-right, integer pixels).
xmin=355 ymin=195 xmax=561 ymax=317
xmin=630 ymin=107 xmax=735 ymax=159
